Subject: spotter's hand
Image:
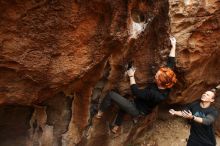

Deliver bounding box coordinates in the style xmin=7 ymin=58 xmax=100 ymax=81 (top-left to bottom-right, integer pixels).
xmin=169 ymin=109 xmax=176 ymax=115
xmin=181 ymin=110 xmax=193 ymax=120
xmin=216 ymin=84 xmax=220 ymax=90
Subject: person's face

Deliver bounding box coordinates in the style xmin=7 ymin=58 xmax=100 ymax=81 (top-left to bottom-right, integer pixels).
xmin=201 ymin=91 xmax=215 ymax=102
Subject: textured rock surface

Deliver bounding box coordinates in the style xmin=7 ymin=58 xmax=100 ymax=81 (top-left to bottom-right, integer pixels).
xmin=0 ymin=0 xmax=220 ymax=145
xmin=169 ymin=0 xmax=220 ymax=104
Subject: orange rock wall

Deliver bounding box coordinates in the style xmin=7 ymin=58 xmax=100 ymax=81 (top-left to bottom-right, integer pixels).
xmin=0 ymin=0 xmax=219 ymax=145
xmin=169 ymin=0 xmax=220 ymax=103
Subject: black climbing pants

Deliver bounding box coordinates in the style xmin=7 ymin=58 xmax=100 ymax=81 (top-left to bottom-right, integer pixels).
xmin=99 ymin=91 xmax=140 ymax=126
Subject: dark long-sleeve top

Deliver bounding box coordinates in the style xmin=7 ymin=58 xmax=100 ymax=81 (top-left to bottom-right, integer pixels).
xmin=131 ymin=57 xmax=175 ymax=115
xmin=185 ymin=101 xmax=218 ymax=145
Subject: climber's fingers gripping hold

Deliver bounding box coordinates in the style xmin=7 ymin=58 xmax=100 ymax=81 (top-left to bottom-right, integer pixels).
xmin=169 ymin=36 xmax=176 ymax=47
xmin=127 ymin=67 xmax=136 ymax=77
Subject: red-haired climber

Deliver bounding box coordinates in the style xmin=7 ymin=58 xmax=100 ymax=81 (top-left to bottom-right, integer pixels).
xmin=95 ymin=36 xmax=177 ymax=134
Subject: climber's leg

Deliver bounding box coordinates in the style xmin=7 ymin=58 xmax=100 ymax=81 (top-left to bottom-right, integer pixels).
xmin=97 ymin=91 xmax=139 ymax=118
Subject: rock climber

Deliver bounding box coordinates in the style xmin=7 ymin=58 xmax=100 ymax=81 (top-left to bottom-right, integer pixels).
xmin=169 ymin=84 xmax=220 ymax=146
xmin=95 ymin=36 xmax=177 ymax=134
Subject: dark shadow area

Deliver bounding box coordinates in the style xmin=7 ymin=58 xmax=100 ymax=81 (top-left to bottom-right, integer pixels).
xmin=0 ymin=105 xmax=34 ymax=146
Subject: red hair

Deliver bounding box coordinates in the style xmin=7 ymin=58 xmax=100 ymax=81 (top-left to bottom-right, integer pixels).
xmin=155 ymin=67 xmax=177 ymax=88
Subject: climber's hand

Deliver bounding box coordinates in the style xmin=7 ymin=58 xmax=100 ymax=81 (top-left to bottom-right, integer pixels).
xmin=127 ymin=67 xmax=136 ymax=77
xmin=170 ymin=36 xmax=176 ymax=47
